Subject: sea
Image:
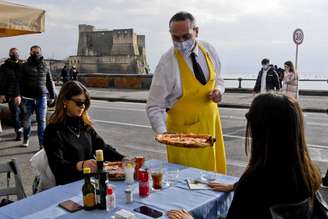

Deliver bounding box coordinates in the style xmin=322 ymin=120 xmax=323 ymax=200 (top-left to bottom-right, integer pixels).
xmin=222 ymin=73 xmax=328 ymax=90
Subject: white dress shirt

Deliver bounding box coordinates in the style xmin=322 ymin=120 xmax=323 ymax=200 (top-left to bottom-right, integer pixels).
xmin=260 ymin=68 xmax=268 ymax=93
xmin=146 ymin=40 xmax=225 ymax=134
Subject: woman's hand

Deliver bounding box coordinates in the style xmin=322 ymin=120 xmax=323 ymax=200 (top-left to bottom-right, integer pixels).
xmin=207 ymin=182 xmax=234 ymax=192
xmin=76 ymin=159 xmax=97 ymax=172
xmin=167 ymin=209 xmax=193 ymax=219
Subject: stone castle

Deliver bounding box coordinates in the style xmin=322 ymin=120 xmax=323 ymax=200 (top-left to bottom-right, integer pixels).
xmin=69 ymin=24 xmax=149 ymax=74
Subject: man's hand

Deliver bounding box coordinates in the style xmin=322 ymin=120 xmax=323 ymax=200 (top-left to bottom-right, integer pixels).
xmin=0 ymin=95 xmax=6 ymax=103
xmin=207 ymin=182 xmax=234 ymax=192
xmin=209 ymin=89 xmax=222 ymax=103
xmin=14 ymin=96 xmax=21 ymax=106
xmin=167 ymin=209 xmax=193 ymax=219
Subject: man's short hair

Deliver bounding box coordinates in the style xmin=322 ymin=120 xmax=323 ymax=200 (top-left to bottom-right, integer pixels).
xmin=9 ymin=48 xmax=18 ymax=53
xmin=169 ymin=11 xmax=196 ymax=27
xmin=261 ymin=58 xmax=270 ymax=65
xmin=30 ymin=45 xmax=41 ymax=51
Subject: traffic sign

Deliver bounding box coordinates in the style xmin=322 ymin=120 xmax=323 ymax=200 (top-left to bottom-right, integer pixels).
xmin=293 ymin=28 xmax=304 ymax=45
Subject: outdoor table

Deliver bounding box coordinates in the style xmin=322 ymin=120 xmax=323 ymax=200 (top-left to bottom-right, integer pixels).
xmin=0 ymin=160 xmax=238 ymax=219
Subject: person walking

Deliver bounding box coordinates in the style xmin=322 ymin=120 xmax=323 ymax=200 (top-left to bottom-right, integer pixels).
xmin=0 ymin=48 xmax=23 ymax=140
xmin=281 ymin=61 xmax=298 ymax=99
xmin=18 ymin=45 xmax=56 ymax=147
xmin=60 ymin=65 xmax=69 ymax=84
xmin=69 ymin=65 xmax=78 ymax=80
xmin=253 ymin=58 xmax=281 ymax=93
xmin=146 ymin=11 xmax=226 ymax=174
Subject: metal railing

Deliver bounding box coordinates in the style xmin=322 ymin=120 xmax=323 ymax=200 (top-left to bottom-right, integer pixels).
xmin=224 ymin=78 xmax=328 ymax=89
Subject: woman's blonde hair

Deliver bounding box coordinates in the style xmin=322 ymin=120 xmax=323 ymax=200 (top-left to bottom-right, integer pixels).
xmin=48 ymin=81 xmax=92 ymax=126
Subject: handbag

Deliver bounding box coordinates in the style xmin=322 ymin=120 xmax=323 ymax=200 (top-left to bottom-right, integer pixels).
xmin=313 ymin=191 xmax=328 ymax=219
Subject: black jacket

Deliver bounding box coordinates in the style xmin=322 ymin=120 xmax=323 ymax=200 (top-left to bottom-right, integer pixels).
xmin=61 ymin=67 xmax=69 ymax=82
xmin=0 ymin=59 xmax=22 ymax=97
xmin=226 ymin=169 xmax=311 ymax=219
xmin=43 ymin=116 xmax=124 ymax=185
xmin=253 ymin=66 xmax=281 ymax=93
xmin=18 ymin=57 xmax=55 ymax=99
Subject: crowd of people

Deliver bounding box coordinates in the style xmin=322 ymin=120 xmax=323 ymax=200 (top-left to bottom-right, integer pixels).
xmin=0 ymin=10 xmax=325 ymax=219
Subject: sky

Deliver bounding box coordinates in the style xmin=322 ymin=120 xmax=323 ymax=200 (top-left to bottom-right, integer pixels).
xmin=1 ymin=0 xmax=328 ymax=76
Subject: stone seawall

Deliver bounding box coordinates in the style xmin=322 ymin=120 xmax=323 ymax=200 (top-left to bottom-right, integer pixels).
xmin=79 ymin=73 xmax=152 ymax=89
xmin=78 ymin=73 xmax=328 ymax=96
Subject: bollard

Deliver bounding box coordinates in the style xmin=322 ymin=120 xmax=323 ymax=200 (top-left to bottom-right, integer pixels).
xmin=238 ymin=78 xmax=242 ymax=89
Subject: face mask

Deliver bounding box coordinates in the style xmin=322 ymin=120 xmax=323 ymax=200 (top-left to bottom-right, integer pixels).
xmin=262 ymin=64 xmax=269 ymax=70
xmin=30 ymin=53 xmax=43 ymax=62
xmin=9 ymin=54 xmax=19 ymax=61
xmin=173 ymin=38 xmax=195 ymax=55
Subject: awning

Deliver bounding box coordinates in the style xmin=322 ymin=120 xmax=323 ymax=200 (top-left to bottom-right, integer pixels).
xmin=0 ymin=0 xmax=45 ymax=37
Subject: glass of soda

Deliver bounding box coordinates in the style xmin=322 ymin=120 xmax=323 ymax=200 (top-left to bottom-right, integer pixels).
xmin=151 ymin=168 xmax=163 ymax=190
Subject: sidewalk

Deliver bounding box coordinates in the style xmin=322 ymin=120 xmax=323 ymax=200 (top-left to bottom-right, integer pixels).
xmin=88 ymin=87 xmax=328 ymax=113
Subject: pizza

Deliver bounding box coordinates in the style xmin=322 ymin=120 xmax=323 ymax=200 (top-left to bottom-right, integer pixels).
xmin=104 ymin=161 xmax=125 ymax=180
xmin=155 ymin=133 xmax=216 ymax=148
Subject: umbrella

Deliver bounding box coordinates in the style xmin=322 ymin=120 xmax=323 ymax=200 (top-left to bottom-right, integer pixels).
xmin=0 ymin=0 xmax=45 ymax=37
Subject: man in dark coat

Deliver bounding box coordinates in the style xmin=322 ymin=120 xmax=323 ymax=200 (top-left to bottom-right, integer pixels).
xmin=253 ymin=58 xmax=281 ymax=93
xmin=61 ymin=65 xmax=69 ymax=83
xmin=69 ymin=65 xmax=78 ymax=80
xmin=0 ymin=48 xmax=24 ymax=140
xmin=18 ymin=45 xmax=56 ymax=147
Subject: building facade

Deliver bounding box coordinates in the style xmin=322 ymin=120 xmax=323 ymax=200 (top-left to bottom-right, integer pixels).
xmin=69 ymin=24 xmax=149 ymax=74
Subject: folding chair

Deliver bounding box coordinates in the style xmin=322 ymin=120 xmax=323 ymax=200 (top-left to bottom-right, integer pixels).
xmin=0 ymin=159 xmax=26 ymax=202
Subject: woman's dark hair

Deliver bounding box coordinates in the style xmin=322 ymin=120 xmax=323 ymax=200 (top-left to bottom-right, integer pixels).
xmin=48 ymin=81 xmax=92 ymax=125
xmin=284 ymin=61 xmax=295 ymax=73
xmin=244 ymin=93 xmax=321 ymax=195
xmin=169 ymin=11 xmax=196 ymax=27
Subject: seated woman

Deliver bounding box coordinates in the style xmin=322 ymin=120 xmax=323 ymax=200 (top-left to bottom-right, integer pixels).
xmin=168 ymin=93 xmax=321 ymax=219
xmin=44 ymin=81 xmax=124 ymax=185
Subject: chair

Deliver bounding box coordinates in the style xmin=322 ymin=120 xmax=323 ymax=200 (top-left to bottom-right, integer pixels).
xmin=270 ymin=198 xmax=313 ymax=219
xmin=0 ymin=159 xmax=26 ymax=201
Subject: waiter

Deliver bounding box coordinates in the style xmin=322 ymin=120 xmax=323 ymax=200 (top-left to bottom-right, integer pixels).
xmin=146 ymin=11 xmax=226 ymax=174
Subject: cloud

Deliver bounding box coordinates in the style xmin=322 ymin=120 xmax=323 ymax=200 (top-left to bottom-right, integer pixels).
xmin=1 ymin=0 xmax=327 ymax=74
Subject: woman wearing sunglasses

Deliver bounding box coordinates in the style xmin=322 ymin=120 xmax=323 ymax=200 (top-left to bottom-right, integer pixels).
xmin=43 ymin=81 xmax=124 ymax=185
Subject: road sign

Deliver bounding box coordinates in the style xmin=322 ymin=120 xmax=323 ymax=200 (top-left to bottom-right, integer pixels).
xmin=293 ymin=28 xmax=304 ymax=45
xmin=293 ymin=28 xmax=304 ymax=71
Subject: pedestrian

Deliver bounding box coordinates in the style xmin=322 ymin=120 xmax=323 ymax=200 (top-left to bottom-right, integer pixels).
xmin=60 ymin=65 xmax=69 ymax=84
xmin=168 ymin=93 xmax=322 ymax=219
xmin=69 ymin=65 xmax=78 ymax=80
xmin=253 ymin=58 xmax=281 ymax=93
xmin=0 ymin=48 xmax=23 ymax=140
xmin=18 ymin=45 xmax=56 ymax=147
xmin=44 ymin=81 xmax=124 ymax=185
xmin=146 ymin=11 xmax=226 ymax=173
xmin=281 ymin=61 xmax=298 ymax=99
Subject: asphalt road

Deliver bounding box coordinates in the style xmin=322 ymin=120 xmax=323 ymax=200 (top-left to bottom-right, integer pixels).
xmin=1 ymin=100 xmax=327 ymax=199
xmin=89 ymin=100 xmax=328 ymax=176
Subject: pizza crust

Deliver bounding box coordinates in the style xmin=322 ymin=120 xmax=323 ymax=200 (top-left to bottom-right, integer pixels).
xmin=155 ymin=133 xmax=216 ymax=148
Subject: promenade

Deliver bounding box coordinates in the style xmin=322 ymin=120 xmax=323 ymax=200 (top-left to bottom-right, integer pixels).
xmin=0 ymin=88 xmax=327 ymax=200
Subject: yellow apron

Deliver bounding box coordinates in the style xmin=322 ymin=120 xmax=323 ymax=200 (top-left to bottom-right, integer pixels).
xmin=166 ymin=44 xmax=227 ymax=174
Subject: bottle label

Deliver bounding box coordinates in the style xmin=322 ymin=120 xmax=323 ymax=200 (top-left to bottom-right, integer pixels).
xmin=84 ymin=193 xmax=95 ymax=207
